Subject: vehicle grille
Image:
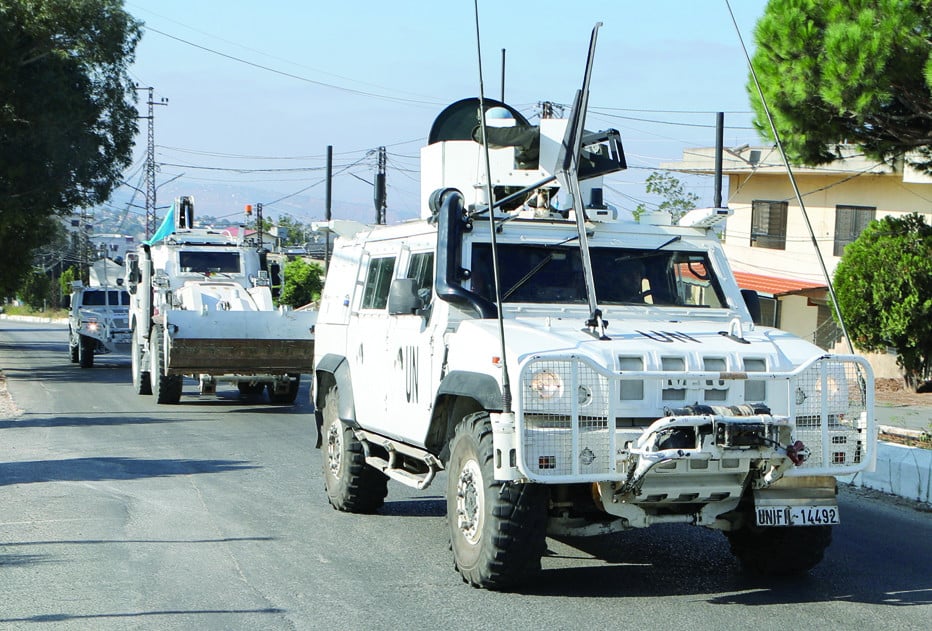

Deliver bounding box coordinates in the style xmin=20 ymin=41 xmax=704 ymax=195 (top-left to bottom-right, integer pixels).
xmin=517 ymin=355 xmax=874 ymax=482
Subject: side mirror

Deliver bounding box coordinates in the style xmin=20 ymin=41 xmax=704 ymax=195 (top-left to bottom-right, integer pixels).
xmin=741 ymin=289 xmax=762 ymax=325
xmin=63 ymin=295 xmax=71 ymax=309
xmin=125 ymin=254 xmax=139 ymax=294
xmin=269 ymin=261 xmax=282 ymax=299
xmin=388 ymin=278 xmax=424 ymax=315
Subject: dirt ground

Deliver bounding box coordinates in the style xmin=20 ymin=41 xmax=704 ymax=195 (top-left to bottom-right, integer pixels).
xmin=874 ymin=377 xmax=932 ymax=406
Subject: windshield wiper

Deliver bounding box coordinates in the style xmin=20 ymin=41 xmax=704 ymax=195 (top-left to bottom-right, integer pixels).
xmin=502 ymin=254 xmax=555 ymax=301
xmin=613 ymin=236 xmax=682 ymax=262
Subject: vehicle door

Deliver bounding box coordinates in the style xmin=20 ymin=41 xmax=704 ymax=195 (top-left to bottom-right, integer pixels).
xmin=347 ymin=248 xmax=396 ymax=428
xmin=380 ymin=248 xmax=439 ymax=446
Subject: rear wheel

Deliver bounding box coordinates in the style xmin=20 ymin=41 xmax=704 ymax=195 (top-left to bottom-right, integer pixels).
xmin=149 ymin=325 xmax=182 ymax=404
xmin=237 ymin=381 xmax=265 ymax=396
xmin=131 ymin=328 xmax=151 ymax=395
xmin=447 ymin=411 xmax=548 ymax=590
xmin=268 ymin=374 xmax=300 ymax=404
xmin=725 ymin=520 xmax=832 ymax=576
xmin=321 ymin=386 xmax=388 ymax=513
xmin=78 ymin=335 xmax=94 ymax=368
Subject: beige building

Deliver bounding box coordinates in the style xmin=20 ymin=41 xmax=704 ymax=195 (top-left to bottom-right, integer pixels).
xmin=663 ymin=145 xmax=932 ymax=379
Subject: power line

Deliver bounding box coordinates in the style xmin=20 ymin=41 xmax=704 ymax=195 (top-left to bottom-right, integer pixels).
xmin=143 ymin=25 xmax=443 ymax=107
xmin=262 ymin=154 xmax=372 ymax=207
xmin=589 ymin=108 xmax=757 ymax=130
xmin=157 ymin=162 xmax=331 ymax=173
xmin=131 ymin=4 xmax=443 ymax=104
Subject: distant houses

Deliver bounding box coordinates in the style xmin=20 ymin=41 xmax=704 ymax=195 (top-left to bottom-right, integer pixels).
xmin=663 ymin=145 xmax=932 ymax=379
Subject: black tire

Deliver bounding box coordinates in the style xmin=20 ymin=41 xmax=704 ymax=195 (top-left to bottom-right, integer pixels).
xmin=237 ymin=381 xmax=265 ymax=396
xmin=447 ymin=411 xmax=549 ymax=590
xmin=131 ymin=328 xmax=151 ymax=395
xmin=69 ymin=329 xmax=79 ymax=363
xmin=150 ymin=325 xmax=182 ymax=404
xmin=268 ymin=374 xmax=300 ymax=404
xmin=321 ymin=386 xmax=388 ymax=513
xmin=725 ymin=521 xmax=832 ymax=576
xmin=78 ymin=335 xmax=94 ymax=368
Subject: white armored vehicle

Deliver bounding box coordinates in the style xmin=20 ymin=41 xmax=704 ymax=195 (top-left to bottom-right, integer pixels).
xmin=313 ymin=27 xmax=875 ymax=589
xmin=125 ymin=196 xmax=315 ymax=404
xmin=66 ymin=277 xmax=131 ymax=368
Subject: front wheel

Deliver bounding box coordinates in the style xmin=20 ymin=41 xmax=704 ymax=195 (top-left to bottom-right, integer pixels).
xmin=725 ymin=521 xmax=832 ymax=576
xmin=149 ymin=325 xmax=182 ymax=404
xmin=78 ymin=334 xmax=94 ymax=368
xmin=69 ymin=327 xmax=78 ymax=363
xmin=321 ymin=386 xmax=388 ymax=513
xmin=131 ymin=328 xmax=151 ymax=395
xmin=446 ymin=411 xmax=548 ymax=590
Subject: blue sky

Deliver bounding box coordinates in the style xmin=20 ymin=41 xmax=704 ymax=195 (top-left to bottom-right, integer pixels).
xmin=122 ymin=0 xmax=770 ymax=225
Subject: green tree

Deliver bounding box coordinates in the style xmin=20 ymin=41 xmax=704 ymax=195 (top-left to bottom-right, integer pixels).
xmin=59 ymin=266 xmax=78 ymax=298
xmin=749 ymin=0 xmax=932 ymax=172
xmin=0 ymin=0 xmax=142 ymax=296
xmin=17 ymin=268 xmax=51 ymax=310
xmin=276 ymin=215 xmax=310 ymax=247
xmin=635 ymin=172 xmax=700 ymax=223
xmin=833 ymin=213 xmax=932 ymax=389
xmin=278 ymin=258 xmax=324 ymax=308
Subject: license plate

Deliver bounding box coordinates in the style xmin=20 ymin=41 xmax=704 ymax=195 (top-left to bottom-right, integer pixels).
xmin=755 ymin=505 xmax=840 ymax=527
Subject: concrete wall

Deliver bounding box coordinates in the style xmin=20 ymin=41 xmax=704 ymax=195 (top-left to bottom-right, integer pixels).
xmin=777 ymin=294 xmax=818 ymax=342
xmin=845 ymin=442 xmax=932 ymax=505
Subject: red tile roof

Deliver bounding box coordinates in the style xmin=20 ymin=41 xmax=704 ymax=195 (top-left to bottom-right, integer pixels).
xmin=733 ymin=271 xmax=826 ymax=297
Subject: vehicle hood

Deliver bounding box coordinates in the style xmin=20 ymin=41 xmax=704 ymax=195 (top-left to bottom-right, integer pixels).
xmin=447 ymin=311 xmax=825 ymax=376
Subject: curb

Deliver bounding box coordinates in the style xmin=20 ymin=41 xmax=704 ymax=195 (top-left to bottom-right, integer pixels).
xmin=843 ymin=441 xmax=932 ymax=506
xmin=878 ymin=424 xmax=931 ymax=441
xmin=0 ymin=313 xmax=69 ymax=324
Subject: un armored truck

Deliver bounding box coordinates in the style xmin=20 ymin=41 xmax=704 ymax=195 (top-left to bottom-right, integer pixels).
xmin=125 ymin=196 xmax=315 ymax=404
xmin=313 ymin=30 xmax=876 ymax=590
xmin=66 ymin=280 xmax=131 ymax=368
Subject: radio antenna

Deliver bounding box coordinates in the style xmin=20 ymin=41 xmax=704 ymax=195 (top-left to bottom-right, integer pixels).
xmin=473 ymin=0 xmax=513 ymax=413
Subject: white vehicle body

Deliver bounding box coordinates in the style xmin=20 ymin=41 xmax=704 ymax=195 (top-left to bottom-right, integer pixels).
xmin=67 ymin=281 xmax=131 ymax=368
xmin=313 ymin=28 xmax=875 ymax=590
xmin=126 ymin=197 xmax=315 ymax=404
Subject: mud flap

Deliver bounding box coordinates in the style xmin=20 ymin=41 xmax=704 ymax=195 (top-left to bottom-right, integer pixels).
xmin=314 ymin=408 xmax=323 ymax=449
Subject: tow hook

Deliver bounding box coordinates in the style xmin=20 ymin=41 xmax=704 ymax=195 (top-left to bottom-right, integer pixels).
xmin=786 ymin=440 xmax=809 ymax=466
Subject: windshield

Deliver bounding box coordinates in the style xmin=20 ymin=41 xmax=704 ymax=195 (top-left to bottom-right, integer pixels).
xmin=470 ymin=243 xmax=726 ymax=308
xmin=179 ymin=251 xmax=241 ymax=274
xmin=81 ymin=290 xmax=130 ymax=306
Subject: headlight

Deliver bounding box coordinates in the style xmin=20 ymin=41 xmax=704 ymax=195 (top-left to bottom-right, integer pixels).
xmin=577 ymin=384 xmax=593 ymax=406
xmin=529 ymin=369 xmax=563 ymax=399
xmin=86 ymin=320 xmax=99 ymax=332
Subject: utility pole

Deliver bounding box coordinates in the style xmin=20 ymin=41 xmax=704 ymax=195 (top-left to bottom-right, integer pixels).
xmin=539 ymin=100 xmax=556 ymax=119
xmin=374 ymin=146 xmax=387 ymax=225
xmin=500 ymin=48 xmax=506 ymax=101
xmin=80 ymin=207 xmax=90 ymax=283
xmin=136 ymin=86 xmax=168 ymax=239
xmin=325 ymin=145 xmax=332 ymax=267
xmin=255 ymin=202 xmax=264 ymax=251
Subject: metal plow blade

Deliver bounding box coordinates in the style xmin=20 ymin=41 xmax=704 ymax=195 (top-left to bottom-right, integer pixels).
xmin=167 ymin=337 xmax=314 ymax=374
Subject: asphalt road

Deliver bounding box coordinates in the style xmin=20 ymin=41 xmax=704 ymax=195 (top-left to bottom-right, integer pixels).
xmin=1 ymin=319 xmax=931 ymax=630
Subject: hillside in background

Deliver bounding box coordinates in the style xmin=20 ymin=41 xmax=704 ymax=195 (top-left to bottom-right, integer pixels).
xmin=87 ymin=183 xmax=397 ymax=240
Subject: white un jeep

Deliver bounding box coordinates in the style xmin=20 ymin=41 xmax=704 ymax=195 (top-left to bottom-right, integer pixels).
xmin=312 ymin=28 xmax=875 ymax=590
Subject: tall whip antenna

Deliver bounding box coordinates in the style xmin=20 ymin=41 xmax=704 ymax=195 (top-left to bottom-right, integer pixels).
xmin=725 ymin=0 xmax=853 ymax=353
xmin=473 ymin=0 xmax=513 ymax=412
